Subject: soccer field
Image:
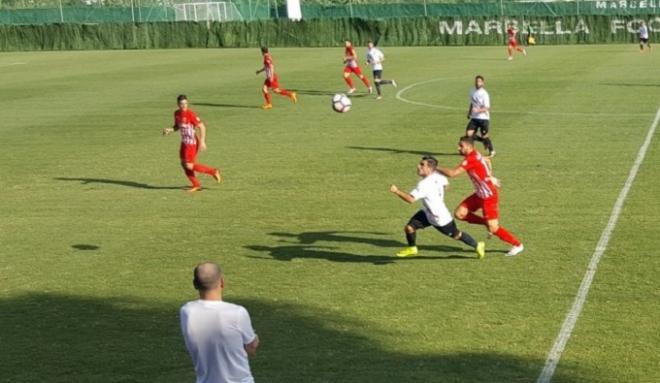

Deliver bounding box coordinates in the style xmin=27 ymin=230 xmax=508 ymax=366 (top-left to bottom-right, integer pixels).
xmin=1 ymin=45 xmax=659 ymax=383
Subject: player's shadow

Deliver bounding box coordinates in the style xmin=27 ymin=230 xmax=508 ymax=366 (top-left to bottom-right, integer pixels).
xmin=54 ymin=177 xmax=184 ymax=190
xmin=0 ymin=293 xmax=598 ymax=382
xmin=598 ymin=82 xmax=660 ymax=88
xmin=194 ymin=102 xmax=261 ymax=109
xmin=347 ymin=146 xmax=459 ymax=156
xmin=290 ymin=89 xmax=370 ymax=98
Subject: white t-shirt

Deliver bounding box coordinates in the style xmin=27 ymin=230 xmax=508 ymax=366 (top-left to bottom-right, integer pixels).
xmin=410 ymin=172 xmax=453 ymax=227
xmin=180 ymin=300 xmax=257 ymax=383
xmin=367 ymin=48 xmax=385 ymax=70
xmin=640 ymin=25 xmax=649 ymax=39
xmin=469 ymin=87 xmax=490 ymax=120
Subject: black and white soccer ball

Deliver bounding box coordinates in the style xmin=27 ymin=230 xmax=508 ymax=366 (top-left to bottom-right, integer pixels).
xmin=332 ymin=93 xmax=352 ymax=113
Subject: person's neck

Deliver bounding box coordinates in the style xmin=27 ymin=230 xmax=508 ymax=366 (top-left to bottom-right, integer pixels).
xmin=199 ymin=290 xmax=223 ymax=301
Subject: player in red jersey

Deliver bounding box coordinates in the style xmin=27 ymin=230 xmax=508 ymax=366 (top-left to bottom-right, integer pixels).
xmin=255 ymin=47 xmax=297 ymax=110
xmin=506 ymin=24 xmax=527 ymax=61
xmin=343 ymin=41 xmax=372 ymax=94
xmin=163 ymin=95 xmax=221 ymax=192
xmin=437 ymin=136 xmax=524 ymax=256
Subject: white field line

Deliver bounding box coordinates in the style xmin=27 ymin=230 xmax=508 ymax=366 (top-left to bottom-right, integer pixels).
xmin=536 ymin=106 xmax=660 ymax=383
xmin=395 ymin=78 xmax=654 ymax=117
xmin=0 ymin=62 xmax=27 ymax=68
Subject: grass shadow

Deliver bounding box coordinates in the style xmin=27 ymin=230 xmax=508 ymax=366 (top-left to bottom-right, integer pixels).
xmin=347 ymin=146 xmax=459 ymax=156
xmin=55 ymin=177 xmax=184 ymax=190
xmin=194 ymin=102 xmax=261 ymax=109
xmin=598 ymin=82 xmax=660 ymax=88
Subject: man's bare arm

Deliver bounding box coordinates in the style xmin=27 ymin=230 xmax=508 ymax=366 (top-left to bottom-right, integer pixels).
xmin=390 ymin=185 xmax=415 ymax=204
xmin=437 ymin=166 xmax=466 ymax=178
xmin=245 ymin=335 xmax=260 ymax=357
xmin=196 ymin=122 xmax=207 ymax=151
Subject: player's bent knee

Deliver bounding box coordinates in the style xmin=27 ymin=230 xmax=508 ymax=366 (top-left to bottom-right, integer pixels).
xmin=184 ymin=162 xmax=194 ymax=171
xmin=455 ymin=208 xmax=467 ymax=220
xmin=453 ymin=231 xmax=462 ymax=240
xmin=487 ymin=222 xmax=499 ymax=233
xmin=404 ymin=225 xmax=415 ymax=234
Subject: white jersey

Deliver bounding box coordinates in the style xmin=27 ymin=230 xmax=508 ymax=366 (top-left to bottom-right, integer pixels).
xmin=366 ymin=47 xmax=385 ymax=71
xmin=469 ymin=87 xmax=490 ymax=120
xmin=410 ymin=172 xmax=453 ymax=227
xmin=640 ymin=25 xmax=649 ymax=39
xmin=180 ymin=300 xmax=257 ymax=383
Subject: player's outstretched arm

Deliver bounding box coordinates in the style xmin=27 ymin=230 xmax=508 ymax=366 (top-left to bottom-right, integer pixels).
xmin=163 ymin=124 xmax=178 ymax=136
xmin=390 ymin=185 xmax=415 ymax=204
xmin=256 ymin=67 xmax=264 ymax=75
xmin=197 ymin=122 xmax=207 ymax=151
xmin=437 ymin=165 xmax=465 ymax=178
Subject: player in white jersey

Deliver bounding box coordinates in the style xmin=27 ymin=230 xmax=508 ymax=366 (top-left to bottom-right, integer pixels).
xmin=366 ymin=41 xmax=397 ymax=100
xmin=466 ymin=75 xmax=495 ymax=157
xmin=390 ymin=155 xmax=486 ymax=259
xmin=639 ymin=21 xmax=651 ymax=52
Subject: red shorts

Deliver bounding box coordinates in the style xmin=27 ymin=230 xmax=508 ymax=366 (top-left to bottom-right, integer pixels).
xmin=180 ymin=142 xmax=198 ymax=163
xmin=508 ymin=38 xmax=518 ymax=48
xmin=344 ymin=66 xmax=363 ymax=76
xmin=265 ymin=75 xmax=280 ymax=89
xmin=460 ymin=193 xmax=500 ymax=220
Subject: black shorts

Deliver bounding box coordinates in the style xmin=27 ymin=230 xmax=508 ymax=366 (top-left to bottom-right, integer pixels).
xmin=407 ymin=210 xmax=460 ymax=237
xmin=640 ymin=38 xmax=649 ymax=44
xmin=466 ymin=118 xmax=490 ymax=136
xmin=372 ymin=70 xmax=383 ymax=79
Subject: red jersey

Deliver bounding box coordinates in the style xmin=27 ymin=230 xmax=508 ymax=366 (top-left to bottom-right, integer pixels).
xmin=263 ymin=53 xmax=275 ymax=79
xmin=507 ymin=27 xmax=516 ymax=40
xmin=174 ymin=109 xmax=201 ymax=146
xmin=345 ymin=47 xmax=358 ymax=68
xmin=460 ymin=150 xmax=497 ymax=199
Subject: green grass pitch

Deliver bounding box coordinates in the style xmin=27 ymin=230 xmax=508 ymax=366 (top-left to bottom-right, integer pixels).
xmin=1 ymin=45 xmax=659 ymax=382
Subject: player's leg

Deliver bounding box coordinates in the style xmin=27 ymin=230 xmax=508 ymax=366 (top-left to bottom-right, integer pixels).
xmin=344 ymin=68 xmax=356 ymax=92
xmin=180 ymin=144 xmax=201 ymax=191
xmin=262 ymin=83 xmax=272 ymax=109
xmin=455 ymin=194 xmax=488 ymax=225
xmin=483 ymin=199 xmax=524 ymax=256
xmin=480 ymin=122 xmax=495 ymax=157
xmin=435 ymin=221 xmax=486 ymax=259
xmin=507 ymin=43 xmax=514 ymax=60
xmin=397 ymin=210 xmax=429 ymax=257
xmin=353 ymin=67 xmax=371 ymax=90
xmin=466 ymin=120 xmax=484 ymax=143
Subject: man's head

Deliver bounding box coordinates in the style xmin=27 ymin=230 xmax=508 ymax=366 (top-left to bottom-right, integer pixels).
xmin=417 ymin=155 xmax=438 ymax=177
xmin=367 ymin=40 xmax=374 ymax=49
xmin=177 ymin=94 xmax=188 ymax=111
xmin=458 ymin=136 xmax=475 ymax=156
xmin=193 ymin=262 xmax=224 ymax=297
xmin=345 ymin=41 xmax=352 ymax=48
xmin=475 ymin=75 xmax=485 ymax=89
xmin=261 ymin=46 xmax=269 ymax=55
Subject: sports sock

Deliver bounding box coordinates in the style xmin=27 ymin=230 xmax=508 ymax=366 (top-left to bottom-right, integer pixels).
xmin=344 ymin=77 xmax=354 ymax=88
xmin=264 ymin=92 xmax=272 ymax=104
xmin=463 ymin=213 xmax=487 ymax=225
xmin=517 ymin=47 xmax=524 ymax=52
xmin=193 ymin=163 xmax=216 ymax=176
xmin=184 ymin=168 xmax=201 ymax=188
xmin=380 ymin=80 xmax=393 ymax=85
xmin=375 ymin=83 xmax=382 ymax=96
xmin=494 ymin=227 xmax=521 ymax=246
xmin=279 ymin=89 xmax=291 ymax=97
xmin=483 ymin=138 xmax=494 ymax=152
xmin=458 ymin=231 xmax=478 ymax=248
xmin=360 ymin=76 xmax=370 ymax=87
xmin=405 ymin=231 xmax=416 ymax=246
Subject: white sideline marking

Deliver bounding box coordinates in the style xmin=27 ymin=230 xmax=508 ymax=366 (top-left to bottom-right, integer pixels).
xmin=0 ymin=62 xmax=27 ymax=68
xmin=536 ymin=107 xmax=660 ymax=383
xmin=395 ymin=78 xmax=653 ymax=117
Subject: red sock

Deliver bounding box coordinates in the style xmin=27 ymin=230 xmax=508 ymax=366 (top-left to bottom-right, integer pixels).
xmin=494 ymin=227 xmax=521 ymax=246
xmin=193 ymin=163 xmax=216 ymax=176
xmin=344 ymin=76 xmax=354 ymax=88
xmin=463 ymin=213 xmax=487 ymax=225
xmin=184 ymin=168 xmax=200 ymax=188
xmin=517 ymin=47 xmax=524 ymax=52
xmin=360 ymin=76 xmax=370 ymax=87
xmin=279 ymin=89 xmax=291 ymax=97
xmin=263 ymin=92 xmax=272 ymax=104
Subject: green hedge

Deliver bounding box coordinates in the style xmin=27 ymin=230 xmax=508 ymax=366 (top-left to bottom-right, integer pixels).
xmin=0 ymin=16 xmax=657 ymax=51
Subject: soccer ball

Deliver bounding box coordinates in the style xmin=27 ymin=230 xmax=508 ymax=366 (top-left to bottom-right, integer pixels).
xmin=332 ymin=93 xmax=352 ymax=113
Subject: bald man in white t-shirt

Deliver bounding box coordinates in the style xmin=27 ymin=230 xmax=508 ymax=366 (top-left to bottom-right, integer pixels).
xmin=390 ymin=156 xmax=486 ymax=259
xmin=180 ymin=263 xmax=259 ymax=383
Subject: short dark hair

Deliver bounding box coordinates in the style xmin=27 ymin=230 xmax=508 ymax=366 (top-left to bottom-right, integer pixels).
xmin=475 ymin=75 xmax=484 ymax=81
xmin=261 ymin=46 xmax=269 ymax=54
xmin=193 ymin=263 xmax=223 ymax=291
xmin=177 ymin=94 xmax=188 ymax=103
xmin=459 ymin=136 xmax=474 ymax=146
xmin=421 ymin=155 xmax=438 ymax=168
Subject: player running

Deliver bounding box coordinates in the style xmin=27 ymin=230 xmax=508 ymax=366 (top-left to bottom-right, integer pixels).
xmin=366 ymin=41 xmax=397 ymax=100
xmin=466 ymin=75 xmax=495 ymax=157
xmin=163 ymin=95 xmax=221 ymax=192
xmin=639 ymin=21 xmax=651 ymax=52
xmin=390 ymin=155 xmax=486 ymax=259
xmin=255 ymin=47 xmax=297 ymax=110
xmin=343 ymin=41 xmax=372 ymax=95
xmin=437 ymin=136 xmax=524 ymax=256
xmin=506 ymin=24 xmax=527 ymax=60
